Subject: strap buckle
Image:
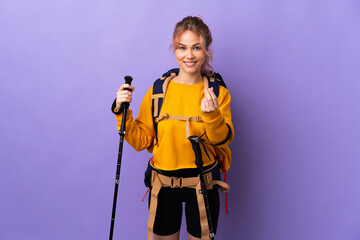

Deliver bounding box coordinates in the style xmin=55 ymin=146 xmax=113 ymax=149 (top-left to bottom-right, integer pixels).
xmin=170 ymin=177 xmax=183 ymax=188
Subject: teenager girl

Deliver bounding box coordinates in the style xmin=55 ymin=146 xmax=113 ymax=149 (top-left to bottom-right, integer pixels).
xmin=113 ymin=16 xmax=234 ymax=240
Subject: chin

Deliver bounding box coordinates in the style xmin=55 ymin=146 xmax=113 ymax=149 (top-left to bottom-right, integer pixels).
xmin=181 ymin=66 xmax=201 ymax=75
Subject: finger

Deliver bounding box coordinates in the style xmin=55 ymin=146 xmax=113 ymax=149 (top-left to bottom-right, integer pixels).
xmin=207 ymin=88 xmax=216 ymax=101
xmin=205 ymin=91 xmax=216 ymax=110
xmin=120 ymin=84 xmax=134 ymax=91
xmin=200 ymin=98 xmax=206 ymax=112
xmin=119 ymin=84 xmax=127 ymax=91
xmin=123 ymin=92 xmax=132 ymax=101
xmin=201 ymin=98 xmax=207 ymax=112
xmin=117 ymin=96 xmax=131 ymax=104
xmin=117 ymin=90 xmax=132 ymax=98
xmin=203 ymin=98 xmax=211 ymax=112
xmin=208 ymin=88 xmax=219 ymax=108
xmin=205 ymin=89 xmax=212 ymax=101
xmin=125 ymin=85 xmax=135 ymax=92
xmin=208 ymin=87 xmax=217 ymax=100
xmin=116 ymin=92 xmax=132 ymax=109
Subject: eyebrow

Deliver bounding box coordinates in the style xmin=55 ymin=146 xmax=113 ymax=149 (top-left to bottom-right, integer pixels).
xmin=178 ymin=43 xmax=201 ymax=47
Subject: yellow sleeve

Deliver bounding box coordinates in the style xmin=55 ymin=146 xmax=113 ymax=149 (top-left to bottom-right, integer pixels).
xmin=200 ymin=86 xmax=234 ymax=147
xmin=115 ymin=86 xmax=155 ymax=151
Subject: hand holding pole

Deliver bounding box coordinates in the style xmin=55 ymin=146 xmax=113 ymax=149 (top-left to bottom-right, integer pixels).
xmin=119 ymin=76 xmax=133 ymax=136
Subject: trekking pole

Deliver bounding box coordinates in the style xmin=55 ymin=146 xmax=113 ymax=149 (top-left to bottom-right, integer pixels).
xmin=188 ymin=136 xmax=215 ymax=240
xmin=109 ymin=76 xmax=133 ymax=240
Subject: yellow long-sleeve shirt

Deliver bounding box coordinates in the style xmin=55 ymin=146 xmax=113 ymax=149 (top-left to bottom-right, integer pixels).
xmin=115 ymin=79 xmax=234 ymax=171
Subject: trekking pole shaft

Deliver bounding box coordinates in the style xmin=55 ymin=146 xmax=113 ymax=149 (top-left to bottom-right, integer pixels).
xmin=199 ymin=173 xmax=215 ymax=240
xmin=109 ymin=127 xmax=125 ymax=240
xmin=188 ymin=136 xmax=215 ymax=239
xmin=109 ymin=76 xmax=132 ymax=240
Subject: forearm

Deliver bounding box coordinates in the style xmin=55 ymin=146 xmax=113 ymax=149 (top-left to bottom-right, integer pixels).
xmin=201 ymin=108 xmax=233 ymax=147
xmin=115 ymin=109 xmax=154 ymax=151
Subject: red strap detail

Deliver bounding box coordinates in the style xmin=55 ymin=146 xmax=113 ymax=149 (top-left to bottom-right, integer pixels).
xmin=142 ymin=157 xmax=154 ymax=202
xmin=224 ymin=169 xmax=229 ymax=215
xmin=214 ymin=146 xmax=226 ymax=173
xmin=214 ymin=146 xmax=220 ymax=156
xmin=225 ymin=193 xmax=229 ymax=215
xmin=142 ymin=188 xmax=150 ymax=202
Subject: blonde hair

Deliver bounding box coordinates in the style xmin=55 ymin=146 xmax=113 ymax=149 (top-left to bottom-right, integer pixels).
xmin=172 ymin=16 xmax=213 ymax=75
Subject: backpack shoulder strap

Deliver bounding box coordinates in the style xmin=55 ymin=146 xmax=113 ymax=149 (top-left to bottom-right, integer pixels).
xmin=152 ymin=78 xmax=164 ymax=143
xmin=206 ymin=71 xmax=227 ymax=97
xmin=152 ymin=69 xmax=179 ymax=143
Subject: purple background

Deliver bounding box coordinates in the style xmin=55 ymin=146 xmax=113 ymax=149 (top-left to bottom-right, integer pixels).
xmin=1 ymin=0 xmax=359 ymax=239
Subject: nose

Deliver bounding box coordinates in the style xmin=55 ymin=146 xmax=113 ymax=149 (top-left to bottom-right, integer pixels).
xmin=186 ymin=49 xmax=194 ymax=59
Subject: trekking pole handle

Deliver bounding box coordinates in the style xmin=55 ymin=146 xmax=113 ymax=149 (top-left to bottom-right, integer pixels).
xmin=122 ymin=75 xmax=133 ymax=110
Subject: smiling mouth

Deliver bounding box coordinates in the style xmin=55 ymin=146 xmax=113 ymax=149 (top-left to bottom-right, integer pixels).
xmin=184 ymin=61 xmax=197 ymax=67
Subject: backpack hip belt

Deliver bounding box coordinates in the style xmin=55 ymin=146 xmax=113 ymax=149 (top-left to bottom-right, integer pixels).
xmin=147 ymin=161 xmax=229 ymax=240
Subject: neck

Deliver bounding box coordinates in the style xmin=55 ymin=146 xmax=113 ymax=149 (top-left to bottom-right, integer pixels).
xmin=174 ymin=70 xmax=203 ymax=85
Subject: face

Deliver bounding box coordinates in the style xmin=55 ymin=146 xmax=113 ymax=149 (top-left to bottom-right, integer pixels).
xmin=175 ymin=30 xmax=206 ymax=75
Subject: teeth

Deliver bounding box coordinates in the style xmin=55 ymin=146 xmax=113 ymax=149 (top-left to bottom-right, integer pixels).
xmin=184 ymin=62 xmax=196 ymax=67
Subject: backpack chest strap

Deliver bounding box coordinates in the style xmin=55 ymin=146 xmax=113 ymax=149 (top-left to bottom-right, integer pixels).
xmin=155 ymin=112 xmax=203 ymax=140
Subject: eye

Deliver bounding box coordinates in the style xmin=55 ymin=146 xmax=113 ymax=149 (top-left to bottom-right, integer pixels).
xmin=194 ymin=46 xmax=201 ymax=51
xmin=179 ymin=46 xmax=186 ymax=50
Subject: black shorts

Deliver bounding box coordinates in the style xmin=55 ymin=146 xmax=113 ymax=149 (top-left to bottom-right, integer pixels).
xmin=148 ymin=165 xmax=220 ymax=238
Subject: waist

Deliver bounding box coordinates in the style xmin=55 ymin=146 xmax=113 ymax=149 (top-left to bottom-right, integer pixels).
xmin=157 ymin=160 xmax=217 ymax=178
